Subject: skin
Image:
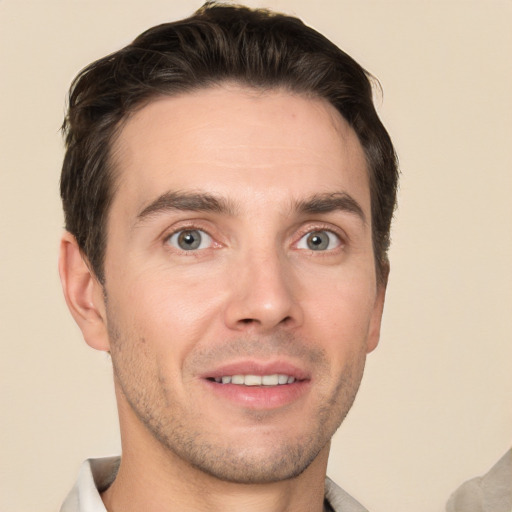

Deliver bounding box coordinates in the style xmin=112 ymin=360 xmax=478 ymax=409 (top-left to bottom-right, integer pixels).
xmin=59 ymin=84 xmax=386 ymax=512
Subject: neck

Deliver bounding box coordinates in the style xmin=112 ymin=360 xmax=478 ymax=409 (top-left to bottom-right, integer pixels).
xmin=102 ymin=397 xmax=329 ymax=512
xmin=102 ymin=455 xmax=328 ymax=512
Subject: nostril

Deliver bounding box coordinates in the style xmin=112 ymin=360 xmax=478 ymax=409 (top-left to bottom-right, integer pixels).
xmin=239 ymin=315 xmax=292 ymax=326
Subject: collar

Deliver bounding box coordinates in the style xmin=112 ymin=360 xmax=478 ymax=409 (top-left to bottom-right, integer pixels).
xmin=61 ymin=457 xmax=368 ymax=512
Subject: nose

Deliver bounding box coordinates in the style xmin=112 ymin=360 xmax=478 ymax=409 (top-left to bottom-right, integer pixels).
xmin=223 ymin=248 xmax=303 ymax=333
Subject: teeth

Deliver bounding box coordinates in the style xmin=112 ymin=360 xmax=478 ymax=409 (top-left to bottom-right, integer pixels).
xmin=244 ymin=375 xmax=262 ymax=386
xmin=231 ymin=375 xmax=244 ymax=385
xmin=262 ymin=374 xmax=278 ymax=386
xmin=213 ymin=374 xmax=296 ymax=386
xmin=278 ymin=374 xmax=288 ymax=384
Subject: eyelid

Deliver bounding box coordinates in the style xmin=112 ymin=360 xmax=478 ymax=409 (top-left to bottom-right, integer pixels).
xmin=166 ymin=229 xmax=213 ymax=251
xmin=161 ymin=220 xmax=221 ymax=252
xmin=292 ymin=221 xmax=349 ymax=253
xmin=296 ymin=229 xmax=343 ymax=250
xmin=293 ymin=222 xmax=347 ymax=245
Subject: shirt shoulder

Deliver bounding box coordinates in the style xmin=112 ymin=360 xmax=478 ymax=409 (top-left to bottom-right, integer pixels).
xmin=60 ymin=457 xmax=120 ymax=512
xmin=445 ymin=449 xmax=512 ymax=512
xmin=324 ymin=476 xmax=369 ymax=512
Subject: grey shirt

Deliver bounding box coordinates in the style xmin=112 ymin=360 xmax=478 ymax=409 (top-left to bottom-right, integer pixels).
xmin=60 ymin=457 xmax=368 ymax=512
xmin=445 ymin=449 xmax=512 ymax=512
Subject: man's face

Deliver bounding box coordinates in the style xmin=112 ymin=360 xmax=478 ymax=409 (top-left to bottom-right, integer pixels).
xmin=100 ymin=85 xmax=385 ymax=483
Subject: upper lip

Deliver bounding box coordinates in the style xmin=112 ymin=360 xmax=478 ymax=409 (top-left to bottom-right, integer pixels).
xmin=200 ymin=360 xmax=310 ymax=381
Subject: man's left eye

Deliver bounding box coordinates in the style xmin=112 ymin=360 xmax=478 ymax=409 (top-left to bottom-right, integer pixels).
xmin=167 ymin=229 xmax=213 ymax=251
xmin=296 ymin=230 xmax=341 ymax=251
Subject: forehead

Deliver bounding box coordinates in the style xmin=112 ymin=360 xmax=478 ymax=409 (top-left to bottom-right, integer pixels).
xmin=110 ymin=85 xmax=370 ymax=216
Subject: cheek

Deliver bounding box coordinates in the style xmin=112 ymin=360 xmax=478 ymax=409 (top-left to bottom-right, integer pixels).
xmin=303 ymin=274 xmax=376 ymax=354
xmin=111 ymin=265 xmax=226 ymax=355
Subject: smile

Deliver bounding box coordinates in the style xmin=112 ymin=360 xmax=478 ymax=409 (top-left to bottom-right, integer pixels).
xmin=211 ymin=374 xmax=296 ymax=386
xmin=203 ymin=365 xmax=310 ymax=409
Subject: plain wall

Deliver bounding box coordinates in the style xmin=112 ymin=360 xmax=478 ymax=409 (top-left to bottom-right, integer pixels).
xmin=1 ymin=1 xmax=511 ymax=511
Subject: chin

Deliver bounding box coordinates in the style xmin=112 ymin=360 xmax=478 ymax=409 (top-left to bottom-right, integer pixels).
xmin=181 ymin=437 xmax=328 ymax=484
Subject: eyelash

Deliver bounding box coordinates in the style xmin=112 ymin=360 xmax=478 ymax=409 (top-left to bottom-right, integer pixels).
xmin=161 ymin=222 xmax=347 ymax=254
xmin=162 ymin=221 xmax=217 ymax=253
xmin=165 ymin=228 xmax=214 ymax=252
xmin=293 ymin=224 xmax=346 ymax=251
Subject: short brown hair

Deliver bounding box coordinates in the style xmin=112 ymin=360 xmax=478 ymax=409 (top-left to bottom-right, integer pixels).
xmin=61 ymin=2 xmax=398 ymax=284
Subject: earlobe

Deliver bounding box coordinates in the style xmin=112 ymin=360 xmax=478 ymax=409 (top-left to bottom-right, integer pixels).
xmin=58 ymin=232 xmax=110 ymax=352
xmin=366 ymin=269 xmax=389 ymax=354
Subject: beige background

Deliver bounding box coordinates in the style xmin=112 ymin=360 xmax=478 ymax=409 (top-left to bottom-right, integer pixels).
xmin=1 ymin=1 xmax=511 ymax=511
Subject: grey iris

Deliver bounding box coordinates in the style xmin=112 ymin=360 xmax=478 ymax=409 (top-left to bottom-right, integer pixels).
xmin=177 ymin=230 xmax=202 ymax=250
xmin=307 ymin=231 xmax=329 ymax=250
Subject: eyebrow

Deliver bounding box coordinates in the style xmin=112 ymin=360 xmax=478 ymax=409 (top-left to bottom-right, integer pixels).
xmin=294 ymin=192 xmax=367 ymax=224
xmin=136 ymin=190 xmax=238 ymax=224
xmin=135 ymin=190 xmax=366 ymax=226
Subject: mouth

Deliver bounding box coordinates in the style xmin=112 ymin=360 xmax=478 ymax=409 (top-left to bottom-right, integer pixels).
xmin=207 ymin=374 xmax=297 ymax=386
xmin=201 ymin=362 xmax=310 ymax=409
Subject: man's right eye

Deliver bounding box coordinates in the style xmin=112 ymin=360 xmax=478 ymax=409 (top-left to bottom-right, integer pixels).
xmin=166 ymin=229 xmax=213 ymax=251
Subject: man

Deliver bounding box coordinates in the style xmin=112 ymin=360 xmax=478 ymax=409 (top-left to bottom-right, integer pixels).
xmin=58 ymin=3 xmax=398 ymax=511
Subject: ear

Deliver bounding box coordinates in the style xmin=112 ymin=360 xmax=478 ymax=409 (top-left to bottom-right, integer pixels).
xmin=366 ymin=267 xmax=389 ymax=354
xmin=58 ymin=231 xmax=110 ymax=352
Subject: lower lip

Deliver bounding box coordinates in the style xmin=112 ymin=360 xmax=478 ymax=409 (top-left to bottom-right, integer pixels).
xmin=203 ymin=379 xmax=310 ymax=409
